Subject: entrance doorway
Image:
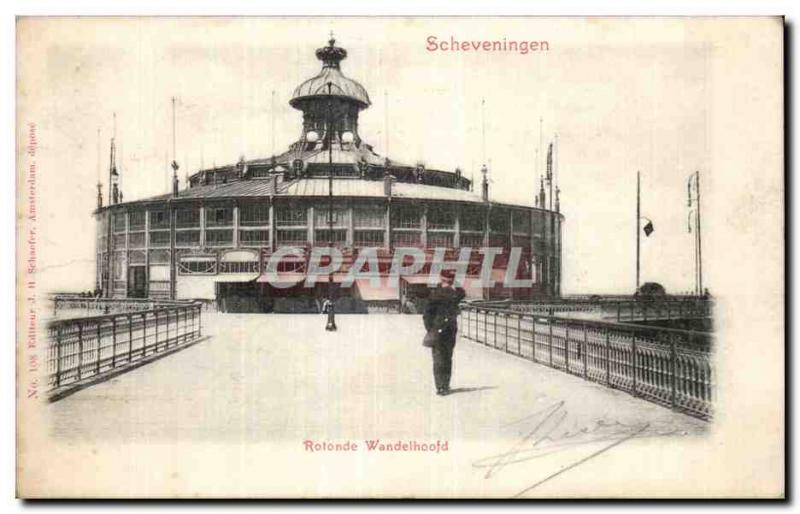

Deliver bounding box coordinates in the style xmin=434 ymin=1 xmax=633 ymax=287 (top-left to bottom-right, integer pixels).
xmin=127 ymin=266 xmax=147 ymax=298
xmin=217 ymin=281 xmax=266 ymax=313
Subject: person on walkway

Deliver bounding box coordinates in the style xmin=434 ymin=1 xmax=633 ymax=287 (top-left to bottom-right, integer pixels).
xmin=423 ymin=270 xmax=466 ymax=396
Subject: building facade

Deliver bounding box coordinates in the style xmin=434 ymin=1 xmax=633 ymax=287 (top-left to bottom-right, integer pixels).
xmin=95 ymin=38 xmax=564 ymax=312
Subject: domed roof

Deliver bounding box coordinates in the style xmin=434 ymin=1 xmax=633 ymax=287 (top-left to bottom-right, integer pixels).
xmin=289 ymin=38 xmax=371 ymax=110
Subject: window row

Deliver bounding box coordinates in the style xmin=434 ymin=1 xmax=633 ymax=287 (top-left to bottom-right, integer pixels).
xmin=132 ymin=229 xmax=512 ymax=249
xmin=177 ymin=259 xmax=259 ymax=275
xmin=105 ymin=208 xmax=555 ymax=251
xmin=112 ymin=207 xmax=547 ymax=234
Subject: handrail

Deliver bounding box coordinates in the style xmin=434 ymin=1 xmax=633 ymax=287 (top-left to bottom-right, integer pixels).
xmin=462 ymin=303 xmax=713 ymax=344
xmin=459 ymin=304 xmax=713 ymax=419
xmin=46 ymin=301 xmax=204 ymax=398
xmin=464 ymin=298 xmax=714 ymax=324
xmin=51 ymin=295 xmax=196 ymax=317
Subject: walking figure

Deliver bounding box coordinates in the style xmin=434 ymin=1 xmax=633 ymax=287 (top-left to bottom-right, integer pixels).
xmin=423 ymin=270 xmax=465 ymax=396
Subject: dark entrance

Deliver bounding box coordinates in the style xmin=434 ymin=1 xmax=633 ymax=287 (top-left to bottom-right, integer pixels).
xmin=127 ymin=265 xmax=147 ymax=298
xmin=216 ymin=281 xmax=268 ymax=313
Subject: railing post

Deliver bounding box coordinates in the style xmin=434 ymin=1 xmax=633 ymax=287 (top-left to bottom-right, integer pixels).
xmin=128 ymin=314 xmax=133 ymax=362
xmin=111 ymin=317 xmax=117 ymax=368
xmin=517 ymin=314 xmax=522 ymax=355
xmin=631 ymin=333 xmax=638 ymax=396
xmin=484 ymin=309 xmax=488 ymax=346
xmin=670 ymin=337 xmax=678 ymax=409
xmin=95 ymin=320 xmax=102 ymax=374
xmin=492 ymin=311 xmax=497 ymax=348
xmin=548 ymin=316 xmax=553 ymax=367
xmin=504 ymin=313 xmax=508 ymax=353
xmin=582 ymin=323 xmax=588 ymax=379
xmin=616 ymin=302 xmax=621 ymax=322
xmin=605 ymin=330 xmax=611 ymax=385
xmin=475 ymin=309 xmax=479 ymax=342
xmin=197 ymin=305 xmax=202 ymax=337
xmin=142 ymin=312 xmax=147 ymax=357
xmin=153 ymin=311 xmax=158 ymax=354
xmin=565 ymin=324 xmax=570 ymax=372
xmin=76 ymin=323 xmax=83 ymax=382
xmin=531 ymin=316 xmax=537 ymax=363
xmin=55 ymin=325 xmax=63 ymax=388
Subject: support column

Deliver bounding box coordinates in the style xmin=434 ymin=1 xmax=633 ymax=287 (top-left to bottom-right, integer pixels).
xmin=144 ymin=209 xmax=150 ymax=297
xmin=123 ymin=211 xmax=129 ymax=298
xmin=529 ymin=210 xmax=535 ymax=300
xmin=509 ymin=210 xmax=514 ymax=248
xmin=453 ymin=205 xmax=461 ymax=248
xmin=385 ymin=200 xmax=392 ymax=250
xmin=308 ymin=205 xmax=315 ymax=245
xmin=232 ymin=204 xmax=240 ymax=248
xmin=421 ymin=205 xmax=428 ymax=248
xmin=346 ymin=202 xmax=354 ymax=246
xmin=268 ymin=201 xmax=275 ymax=252
xmin=556 ymin=216 xmax=562 ymax=297
xmin=483 ymin=206 xmax=490 ymax=247
xmin=105 ymin=210 xmax=113 ymax=298
xmin=199 ymin=205 xmax=206 ymax=248
xmin=169 ymin=204 xmax=176 ymax=300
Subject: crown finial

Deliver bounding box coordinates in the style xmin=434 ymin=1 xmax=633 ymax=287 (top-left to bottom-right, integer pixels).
xmin=316 ymin=34 xmax=347 ymax=69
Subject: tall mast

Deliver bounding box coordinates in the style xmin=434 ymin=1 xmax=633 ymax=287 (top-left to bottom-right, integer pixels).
xmin=696 ymin=171 xmax=703 ymax=295
xmin=108 ymin=113 xmax=116 ymax=202
xmin=539 ymin=117 xmax=543 ymax=205
xmin=171 ymin=97 xmax=177 ymax=164
xmin=384 ymin=90 xmax=389 ymax=157
xmin=96 ymin=127 xmax=102 ymax=208
xmin=271 ymin=90 xmax=276 ymax=156
xmin=480 ymin=98 xmax=486 ymax=167
xmin=636 ymin=171 xmax=641 ymax=292
xmin=171 ymin=97 xmax=180 ymax=196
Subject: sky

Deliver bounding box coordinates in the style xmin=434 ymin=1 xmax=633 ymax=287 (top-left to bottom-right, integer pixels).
xmin=16 ymin=17 xmax=783 ymax=295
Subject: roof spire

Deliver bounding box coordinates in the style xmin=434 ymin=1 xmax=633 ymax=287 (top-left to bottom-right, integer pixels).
xmin=316 ymin=34 xmax=347 ymax=69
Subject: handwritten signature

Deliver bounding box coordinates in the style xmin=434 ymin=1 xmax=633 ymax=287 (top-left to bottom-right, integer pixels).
xmin=473 ymin=400 xmax=682 ymax=497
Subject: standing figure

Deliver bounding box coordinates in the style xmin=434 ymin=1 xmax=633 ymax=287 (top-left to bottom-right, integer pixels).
xmin=423 ymin=270 xmax=466 ymax=396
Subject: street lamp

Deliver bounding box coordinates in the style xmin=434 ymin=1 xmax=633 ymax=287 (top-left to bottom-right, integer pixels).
xmin=325 ymin=81 xmax=338 ymax=332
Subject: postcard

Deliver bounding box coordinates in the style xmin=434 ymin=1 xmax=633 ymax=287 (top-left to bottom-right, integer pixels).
xmin=16 ymin=16 xmax=784 ymax=498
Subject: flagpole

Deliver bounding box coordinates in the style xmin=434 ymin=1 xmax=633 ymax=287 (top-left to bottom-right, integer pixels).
xmin=696 ymin=170 xmax=703 ymax=296
xmin=636 ymin=171 xmax=640 ymax=294
xmin=548 ymin=144 xmax=553 ymax=212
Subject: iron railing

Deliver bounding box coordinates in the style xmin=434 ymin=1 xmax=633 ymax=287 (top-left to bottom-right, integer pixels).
xmin=468 ymin=298 xmax=713 ymax=322
xmin=51 ymin=295 xmax=194 ymax=315
xmin=46 ymin=302 xmax=203 ymax=396
xmin=460 ymin=305 xmax=714 ymax=419
xmin=613 ymin=299 xmax=712 ymax=322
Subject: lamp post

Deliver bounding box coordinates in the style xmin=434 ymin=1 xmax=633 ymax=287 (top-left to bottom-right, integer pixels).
xmin=325 ymin=81 xmax=338 ymax=331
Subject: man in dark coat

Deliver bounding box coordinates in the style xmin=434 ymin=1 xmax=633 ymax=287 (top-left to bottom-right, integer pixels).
xmin=423 ymin=270 xmax=466 ymax=396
